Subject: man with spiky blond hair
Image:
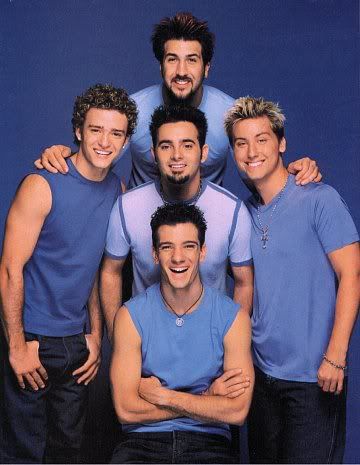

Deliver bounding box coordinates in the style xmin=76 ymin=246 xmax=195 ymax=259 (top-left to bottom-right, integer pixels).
xmin=225 ymin=96 xmax=360 ymax=463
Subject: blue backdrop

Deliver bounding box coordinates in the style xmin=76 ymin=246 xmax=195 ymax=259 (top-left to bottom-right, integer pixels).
xmin=1 ymin=0 xmax=359 ymax=462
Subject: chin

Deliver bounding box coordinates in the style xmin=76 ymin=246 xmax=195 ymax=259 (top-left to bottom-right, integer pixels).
xmin=166 ymin=174 xmax=190 ymax=185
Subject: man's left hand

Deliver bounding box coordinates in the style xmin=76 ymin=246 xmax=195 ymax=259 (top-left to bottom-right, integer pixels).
xmin=317 ymin=360 xmax=345 ymax=395
xmin=287 ymin=157 xmax=322 ymax=185
xmin=72 ymin=334 xmax=101 ymax=385
xmin=139 ymin=376 xmax=168 ymax=405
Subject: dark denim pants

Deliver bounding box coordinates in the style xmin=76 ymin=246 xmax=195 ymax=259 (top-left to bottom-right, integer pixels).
xmin=1 ymin=332 xmax=89 ymax=464
xmin=248 ymin=366 xmax=347 ymax=464
xmin=111 ymin=430 xmax=236 ymax=464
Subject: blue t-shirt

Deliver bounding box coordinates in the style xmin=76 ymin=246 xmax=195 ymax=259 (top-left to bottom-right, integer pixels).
xmin=112 ymin=84 xmax=234 ymax=188
xmin=23 ymin=158 xmax=119 ymax=336
xmin=245 ymin=175 xmax=359 ymax=382
xmin=105 ymin=180 xmax=252 ymax=296
xmin=123 ymin=284 xmax=240 ymax=438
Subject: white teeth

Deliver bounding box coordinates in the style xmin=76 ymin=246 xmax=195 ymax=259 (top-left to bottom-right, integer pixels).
xmin=248 ymin=161 xmax=263 ymax=167
xmin=171 ymin=164 xmax=186 ymax=168
xmin=170 ymin=267 xmax=188 ymax=273
xmin=95 ymin=150 xmax=111 ymax=155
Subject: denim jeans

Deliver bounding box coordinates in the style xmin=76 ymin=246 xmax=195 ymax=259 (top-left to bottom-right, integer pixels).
xmin=1 ymin=332 xmax=89 ymax=464
xmin=248 ymin=366 xmax=347 ymax=464
xmin=111 ymin=430 xmax=236 ymax=464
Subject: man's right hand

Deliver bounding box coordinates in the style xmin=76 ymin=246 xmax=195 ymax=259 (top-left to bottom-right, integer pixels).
xmin=204 ymin=368 xmax=250 ymax=398
xmin=34 ymin=145 xmax=72 ymax=174
xmin=9 ymin=340 xmax=48 ymax=390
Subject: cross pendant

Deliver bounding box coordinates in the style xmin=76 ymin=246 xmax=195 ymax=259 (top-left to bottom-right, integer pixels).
xmin=261 ymin=228 xmax=269 ymax=249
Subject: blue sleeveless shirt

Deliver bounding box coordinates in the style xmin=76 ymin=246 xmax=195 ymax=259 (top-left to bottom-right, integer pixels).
xmin=124 ymin=284 xmax=240 ymax=439
xmin=23 ymin=158 xmax=119 ymax=336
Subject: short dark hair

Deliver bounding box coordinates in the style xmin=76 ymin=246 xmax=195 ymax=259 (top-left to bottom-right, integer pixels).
xmin=150 ymin=104 xmax=208 ymax=148
xmin=72 ymin=83 xmax=138 ymax=145
xmin=151 ymin=203 xmax=207 ymax=249
xmin=151 ymin=12 xmax=215 ymax=65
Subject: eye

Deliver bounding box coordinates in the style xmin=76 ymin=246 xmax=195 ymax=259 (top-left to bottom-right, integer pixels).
xmin=166 ymin=56 xmax=176 ymax=63
xmin=184 ymin=143 xmax=194 ymax=150
xmin=235 ymin=141 xmax=246 ymax=148
xmin=90 ymin=128 xmax=100 ymax=133
xmin=184 ymin=244 xmax=197 ymax=249
xmin=159 ymin=144 xmax=171 ymax=151
xmin=159 ymin=244 xmax=172 ymax=251
xmin=112 ymin=131 xmax=123 ymax=138
xmin=188 ymin=57 xmax=198 ymax=63
xmin=258 ymin=138 xmax=267 ymax=144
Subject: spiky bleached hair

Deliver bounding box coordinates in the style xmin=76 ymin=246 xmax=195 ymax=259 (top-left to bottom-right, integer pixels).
xmin=224 ymin=96 xmax=286 ymax=145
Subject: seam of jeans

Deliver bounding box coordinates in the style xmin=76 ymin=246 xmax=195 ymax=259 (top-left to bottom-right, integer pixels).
xmin=172 ymin=430 xmax=176 ymax=464
xmin=326 ymin=395 xmax=339 ymax=464
xmin=61 ymin=336 xmax=71 ymax=377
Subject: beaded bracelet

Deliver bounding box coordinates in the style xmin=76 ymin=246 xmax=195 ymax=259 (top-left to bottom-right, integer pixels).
xmin=323 ymin=354 xmax=347 ymax=371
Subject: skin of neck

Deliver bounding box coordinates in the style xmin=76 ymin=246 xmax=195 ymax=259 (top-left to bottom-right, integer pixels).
xmin=72 ymin=152 xmax=109 ymax=182
xmin=161 ymin=83 xmax=204 ymax=108
xmin=255 ymin=159 xmax=289 ymax=205
xmin=161 ymin=274 xmax=203 ymax=315
xmin=160 ymin=171 xmax=201 ymax=202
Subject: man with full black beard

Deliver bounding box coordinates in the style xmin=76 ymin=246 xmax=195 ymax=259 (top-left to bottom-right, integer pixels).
xmin=35 ymin=12 xmax=320 ymax=188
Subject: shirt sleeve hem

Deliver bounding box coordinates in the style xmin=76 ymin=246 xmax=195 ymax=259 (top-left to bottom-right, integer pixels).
xmin=230 ymin=258 xmax=253 ymax=267
xmin=104 ymin=250 xmax=129 ymax=260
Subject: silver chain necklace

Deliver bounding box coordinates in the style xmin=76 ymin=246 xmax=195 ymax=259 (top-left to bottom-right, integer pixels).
xmin=159 ymin=180 xmax=203 ymax=205
xmin=160 ymin=284 xmax=204 ymax=327
xmin=256 ymin=175 xmax=289 ymax=249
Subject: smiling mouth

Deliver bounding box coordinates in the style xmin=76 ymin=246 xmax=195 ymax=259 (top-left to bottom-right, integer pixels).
xmin=247 ymin=161 xmax=264 ymax=167
xmin=170 ymin=267 xmax=189 ymax=274
xmin=172 ymin=78 xmax=191 ymax=86
xmin=170 ymin=163 xmax=186 ymax=170
xmin=95 ymin=149 xmax=112 ymax=156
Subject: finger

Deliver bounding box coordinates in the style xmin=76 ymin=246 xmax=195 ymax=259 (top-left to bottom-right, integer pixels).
xmin=313 ymin=172 xmax=322 ymax=183
xmin=57 ymin=150 xmax=70 ymax=173
xmin=37 ymin=364 xmax=48 ymax=381
xmin=43 ymin=153 xmax=68 ymax=174
xmin=42 ymin=157 xmax=59 ymax=174
xmin=34 ymin=159 xmax=44 ymax=169
xmin=31 ymin=370 xmax=46 ymax=389
xmin=317 ymin=376 xmax=324 ymax=388
xmin=227 ymin=388 xmax=246 ymax=399
xmin=295 ymin=161 xmax=314 ymax=183
xmin=224 ymin=375 xmax=249 ymax=388
xmin=286 ymin=161 xmax=297 ymax=175
xmin=24 ymin=373 xmax=40 ymax=391
xmin=76 ymin=364 xmax=98 ymax=385
xmin=72 ymin=360 xmax=91 ymax=377
xmin=335 ymin=378 xmax=343 ymax=395
xmin=220 ymin=368 xmax=242 ymax=381
xmin=329 ymin=378 xmax=338 ymax=393
xmin=300 ymin=165 xmax=319 ymax=185
xmin=321 ymin=380 xmax=331 ymax=392
xmin=16 ymin=374 xmax=25 ymax=389
xmin=226 ymin=382 xmax=250 ymax=394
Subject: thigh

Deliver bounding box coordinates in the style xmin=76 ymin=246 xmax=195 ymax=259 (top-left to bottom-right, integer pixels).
xmin=176 ymin=432 xmax=234 ymax=464
xmin=248 ymin=368 xmax=282 ymax=463
xmin=111 ymin=433 xmax=172 ymax=464
xmin=280 ymin=380 xmax=347 ymax=464
xmin=1 ymin=332 xmax=48 ymax=464
xmin=44 ymin=334 xmax=89 ymax=464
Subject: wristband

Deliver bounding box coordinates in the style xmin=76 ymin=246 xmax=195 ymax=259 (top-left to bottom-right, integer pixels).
xmin=322 ymin=354 xmax=347 ymax=371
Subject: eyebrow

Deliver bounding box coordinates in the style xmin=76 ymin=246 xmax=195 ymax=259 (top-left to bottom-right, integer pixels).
xmin=158 ymin=240 xmax=199 ymax=246
xmin=234 ymin=132 xmax=271 ymax=141
xmin=88 ymin=124 xmax=125 ymax=134
xmin=158 ymin=138 xmax=196 ymax=145
xmin=165 ymin=52 xmax=201 ymax=58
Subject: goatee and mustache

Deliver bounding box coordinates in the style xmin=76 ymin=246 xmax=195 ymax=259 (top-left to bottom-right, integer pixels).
xmin=166 ymin=174 xmax=190 ymax=185
xmin=163 ymin=72 xmax=204 ymax=106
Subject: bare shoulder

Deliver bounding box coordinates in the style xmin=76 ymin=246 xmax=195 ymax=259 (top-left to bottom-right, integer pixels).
xmin=113 ymin=305 xmax=141 ymax=348
xmin=225 ymin=309 xmax=251 ymax=345
xmin=13 ymin=174 xmax=52 ymax=215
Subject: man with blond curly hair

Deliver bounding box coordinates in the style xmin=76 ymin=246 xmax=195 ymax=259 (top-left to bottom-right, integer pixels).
xmin=0 ymin=84 xmax=137 ymax=464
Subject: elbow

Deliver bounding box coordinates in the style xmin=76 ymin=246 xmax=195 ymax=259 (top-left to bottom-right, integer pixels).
xmin=226 ymin=401 xmax=251 ymax=426
xmin=115 ymin=407 xmax=135 ymax=425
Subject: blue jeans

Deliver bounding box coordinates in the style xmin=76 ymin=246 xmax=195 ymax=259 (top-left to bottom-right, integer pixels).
xmin=111 ymin=430 xmax=236 ymax=464
xmin=1 ymin=332 xmax=89 ymax=464
xmin=248 ymin=366 xmax=347 ymax=463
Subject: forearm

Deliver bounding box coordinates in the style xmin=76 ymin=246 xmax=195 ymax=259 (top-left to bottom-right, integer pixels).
xmin=87 ymin=274 xmax=103 ymax=341
xmin=325 ymin=274 xmax=360 ymax=362
xmin=156 ymin=389 xmax=249 ymax=425
xmin=100 ymin=269 xmax=122 ymax=341
xmin=233 ymin=281 xmax=253 ymax=314
xmin=0 ymin=265 xmax=26 ymax=349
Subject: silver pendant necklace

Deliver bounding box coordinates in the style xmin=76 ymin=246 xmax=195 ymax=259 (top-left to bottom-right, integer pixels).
xmin=160 ymin=284 xmax=204 ymax=327
xmin=159 ymin=180 xmax=203 ymax=206
xmin=256 ymin=175 xmax=289 ymax=249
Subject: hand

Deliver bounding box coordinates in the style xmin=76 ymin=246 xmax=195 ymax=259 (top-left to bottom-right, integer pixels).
xmin=72 ymin=334 xmax=101 ymax=385
xmin=317 ymin=360 xmax=345 ymax=394
xmin=287 ymin=157 xmax=322 ymax=185
xmin=203 ymin=368 xmax=250 ymax=399
xmin=34 ymin=145 xmax=72 ymax=174
xmin=9 ymin=340 xmax=48 ymax=390
xmin=139 ymin=376 xmax=167 ymax=405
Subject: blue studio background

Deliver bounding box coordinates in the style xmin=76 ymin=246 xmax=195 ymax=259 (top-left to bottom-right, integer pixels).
xmin=1 ymin=0 xmax=359 ymax=462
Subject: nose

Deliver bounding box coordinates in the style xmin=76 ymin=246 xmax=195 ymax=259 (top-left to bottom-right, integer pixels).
xmin=248 ymin=141 xmax=257 ymax=159
xmin=176 ymin=59 xmax=188 ymax=76
xmin=99 ymin=132 xmax=110 ymax=148
xmin=170 ymin=145 xmax=183 ymax=161
xmin=171 ymin=246 xmax=185 ymax=264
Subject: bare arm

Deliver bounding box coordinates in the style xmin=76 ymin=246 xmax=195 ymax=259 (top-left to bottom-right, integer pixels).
xmin=0 ymin=175 xmax=51 ymax=389
xmin=139 ymin=311 xmax=254 ymax=425
xmin=317 ymin=242 xmax=360 ymax=394
xmin=232 ymin=264 xmax=253 ymax=315
xmin=34 ymin=145 xmax=72 ymax=174
xmin=110 ymin=306 xmax=179 ymax=424
xmin=99 ymin=255 xmax=127 ymax=342
xmin=72 ymin=272 xmax=103 ymax=384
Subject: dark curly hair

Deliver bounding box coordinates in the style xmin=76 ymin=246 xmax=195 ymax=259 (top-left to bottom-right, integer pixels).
xmin=72 ymin=83 xmax=138 ymax=145
xmin=151 ymin=12 xmax=215 ymax=65
xmin=150 ymin=104 xmax=208 ymax=148
xmin=151 ymin=203 xmax=207 ymax=249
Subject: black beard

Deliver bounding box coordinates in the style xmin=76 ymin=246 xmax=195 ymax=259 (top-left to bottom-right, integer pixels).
xmin=165 ymin=174 xmax=190 ymax=185
xmin=163 ymin=84 xmax=196 ymax=106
